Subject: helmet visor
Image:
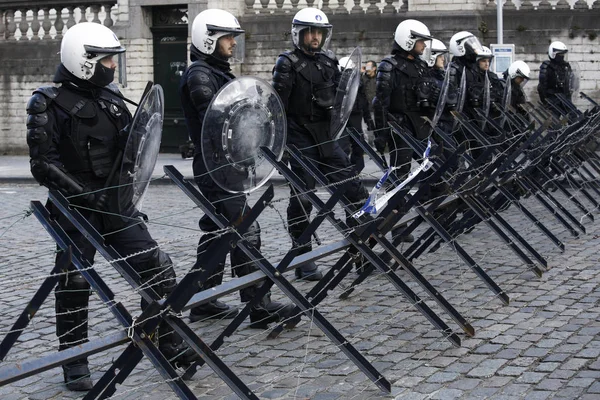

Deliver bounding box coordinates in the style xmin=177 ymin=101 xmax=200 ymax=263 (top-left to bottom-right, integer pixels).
xmin=461 ymin=36 xmax=483 ymax=56
xmin=206 ymin=24 xmax=245 ymax=38
xmin=295 ymin=25 xmax=332 ymax=53
xmin=84 ymin=44 xmax=126 ymax=58
xmin=427 ymin=47 xmax=449 ymax=68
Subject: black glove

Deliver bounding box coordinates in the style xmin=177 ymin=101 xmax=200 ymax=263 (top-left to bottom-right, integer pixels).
xmin=82 ymin=186 xmax=109 ymax=211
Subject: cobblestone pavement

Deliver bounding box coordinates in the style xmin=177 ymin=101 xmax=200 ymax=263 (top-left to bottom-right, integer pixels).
xmin=1 ymin=180 xmax=600 ymax=400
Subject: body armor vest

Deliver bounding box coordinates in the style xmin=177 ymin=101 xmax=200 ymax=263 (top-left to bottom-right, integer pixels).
xmin=281 ymin=50 xmax=337 ymax=123
xmin=48 ymin=85 xmax=129 ymax=180
xmin=545 ymin=60 xmax=571 ymax=95
xmin=384 ymin=55 xmax=425 ymax=115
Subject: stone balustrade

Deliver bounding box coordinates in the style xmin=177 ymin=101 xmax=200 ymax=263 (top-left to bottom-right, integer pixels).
xmin=0 ymin=1 xmax=117 ymax=40
xmin=243 ymin=0 xmax=600 ymax=14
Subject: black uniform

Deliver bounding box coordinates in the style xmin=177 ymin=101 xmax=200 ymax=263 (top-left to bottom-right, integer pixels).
xmin=538 ymin=58 xmax=573 ymax=117
xmin=180 ymin=45 xmax=262 ymax=305
xmin=272 ymin=48 xmax=368 ymax=264
xmin=27 ymin=65 xmax=195 ymax=387
xmin=373 ymin=50 xmax=432 ymax=178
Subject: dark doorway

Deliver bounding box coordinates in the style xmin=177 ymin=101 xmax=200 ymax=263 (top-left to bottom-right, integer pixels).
xmin=151 ymin=6 xmax=188 ymax=153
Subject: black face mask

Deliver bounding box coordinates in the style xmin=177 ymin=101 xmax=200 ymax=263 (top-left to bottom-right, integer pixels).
xmin=89 ymin=62 xmax=115 ymax=87
xmin=554 ymin=54 xmax=566 ymax=63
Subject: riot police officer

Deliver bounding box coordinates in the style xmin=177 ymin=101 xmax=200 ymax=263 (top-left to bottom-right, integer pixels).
xmin=26 ymin=22 xmax=199 ymax=391
xmin=272 ymin=8 xmax=368 ymax=278
xmin=420 ymin=38 xmax=459 ymax=174
xmin=476 ymin=46 xmax=505 ymax=131
xmin=538 ymin=41 xmax=573 ymax=117
xmin=180 ymin=9 xmax=294 ymax=326
xmin=419 ymin=38 xmax=455 ymax=135
xmin=371 ymin=19 xmax=434 ymax=241
xmin=448 ymin=31 xmax=486 ymax=152
xmin=338 ymin=56 xmax=375 ymax=173
xmin=506 ymin=60 xmax=530 ymax=113
xmin=372 ymin=19 xmax=433 ymax=176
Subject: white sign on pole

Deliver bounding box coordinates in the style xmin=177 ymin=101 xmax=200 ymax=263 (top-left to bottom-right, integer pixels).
xmin=490 ymin=44 xmax=515 ymax=77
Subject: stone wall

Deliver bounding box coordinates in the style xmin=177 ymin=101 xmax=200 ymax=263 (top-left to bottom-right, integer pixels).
xmin=241 ymin=9 xmax=600 ymax=111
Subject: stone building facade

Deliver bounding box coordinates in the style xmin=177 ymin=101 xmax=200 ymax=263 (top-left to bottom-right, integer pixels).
xmin=0 ymin=0 xmax=598 ymax=153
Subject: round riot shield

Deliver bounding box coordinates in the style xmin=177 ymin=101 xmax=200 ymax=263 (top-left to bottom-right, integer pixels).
xmin=331 ymin=47 xmax=362 ymax=140
xmin=201 ymin=77 xmax=287 ymax=194
xmin=569 ymin=61 xmax=580 ymax=96
xmin=430 ymin=62 xmax=452 ymax=134
xmin=118 ymin=84 xmax=164 ymax=211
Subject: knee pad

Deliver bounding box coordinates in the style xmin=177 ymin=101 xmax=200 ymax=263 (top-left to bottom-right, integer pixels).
xmin=143 ymin=249 xmax=176 ymax=298
xmin=56 ymin=271 xmax=90 ymax=305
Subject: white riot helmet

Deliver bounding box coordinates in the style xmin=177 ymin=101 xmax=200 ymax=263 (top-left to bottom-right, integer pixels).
xmin=394 ymin=19 xmax=432 ymax=56
xmin=338 ymin=56 xmax=355 ymax=71
xmin=420 ymin=38 xmax=448 ymax=67
xmin=60 ymin=22 xmax=125 ymax=83
xmin=508 ymin=60 xmax=530 ymax=83
xmin=449 ymin=31 xmax=483 ymax=58
xmin=548 ymin=41 xmax=568 ymax=60
xmin=191 ymin=9 xmax=244 ymax=56
xmin=477 ymin=46 xmax=493 ymax=62
xmin=291 ymin=8 xmax=332 ymax=53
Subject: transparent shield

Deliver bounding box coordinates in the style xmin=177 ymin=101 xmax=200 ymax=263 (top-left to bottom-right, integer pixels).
xmin=456 ymin=69 xmax=467 ymax=114
xmin=569 ymin=61 xmax=580 ymax=94
xmin=331 ymin=46 xmax=362 ymax=140
xmin=201 ymin=77 xmax=287 ymax=194
xmin=502 ymin=77 xmax=512 ymax=111
xmin=118 ymin=84 xmax=164 ymax=211
xmin=431 ymin=61 xmax=451 ymax=134
xmin=481 ymin=72 xmax=491 ymax=128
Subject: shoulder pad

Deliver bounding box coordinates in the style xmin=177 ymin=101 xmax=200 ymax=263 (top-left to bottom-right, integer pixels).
xmin=279 ymin=51 xmax=308 ymax=72
xmin=274 ymin=54 xmax=293 ymax=72
xmin=106 ymin=82 xmax=122 ymax=95
xmin=32 ymin=86 xmax=59 ymax=100
xmin=379 ymin=59 xmax=394 ymax=72
xmin=279 ymin=51 xmax=299 ymax=64
xmin=321 ymin=49 xmax=336 ymax=62
xmin=27 ymin=92 xmax=51 ymax=114
xmin=382 ymin=56 xmax=397 ymax=66
xmin=318 ymin=53 xmax=336 ymax=69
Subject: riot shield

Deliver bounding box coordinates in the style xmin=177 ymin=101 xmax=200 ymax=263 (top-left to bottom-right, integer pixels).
xmin=500 ymin=77 xmax=512 ymax=127
xmin=430 ymin=62 xmax=452 ymax=134
xmin=502 ymin=76 xmax=512 ymax=112
xmin=331 ymin=47 xmax=362 ymax=140
xmin=569 ymin=61 xmax=580 ymax=96
xmin=118 ymin=84 xmax=164 ymax=211
xmin=201 ymin=76 xmax=287 ymax=194
xmin=481 ymin=72 xmax=491 ymax=129
xmin=456 ymin=69 xmax=467 ymax=114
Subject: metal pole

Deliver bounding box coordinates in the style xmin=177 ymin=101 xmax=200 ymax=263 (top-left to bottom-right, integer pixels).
xmin=497 ymin=0 xmax=503 ymax=44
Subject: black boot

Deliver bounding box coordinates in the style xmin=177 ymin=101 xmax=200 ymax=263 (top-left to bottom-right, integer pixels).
xmin=249 ymin=294 xmax=295 ymax=329
xmin=295 ymin=261 xmax=323 ymax=281
xmin=189 ymin=299 xmax=239 ymax=321
xmin=158 ymin=324 xmax=202 ymax=369
xmin=56 ymin=272 xmax=93 ymax=391
xmin=63 ymin=363 xmax=93 ymax=391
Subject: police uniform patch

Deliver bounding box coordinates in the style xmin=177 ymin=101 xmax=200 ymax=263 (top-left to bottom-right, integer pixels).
xmin=110 ymin=103 xmax=122 ymax=117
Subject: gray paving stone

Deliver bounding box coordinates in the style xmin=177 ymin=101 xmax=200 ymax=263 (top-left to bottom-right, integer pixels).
xmin=467 ymin=359 xmax=508 ymax=378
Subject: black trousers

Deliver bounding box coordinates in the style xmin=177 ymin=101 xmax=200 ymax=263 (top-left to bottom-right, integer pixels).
xmin=192 ymin=154 xmax=260 ymax=303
